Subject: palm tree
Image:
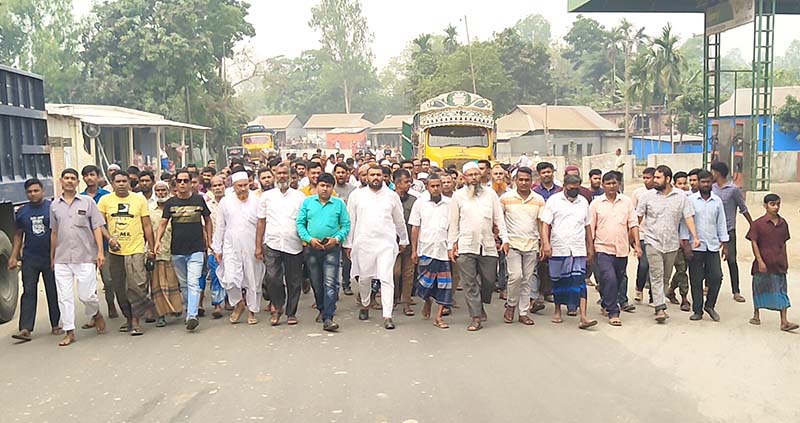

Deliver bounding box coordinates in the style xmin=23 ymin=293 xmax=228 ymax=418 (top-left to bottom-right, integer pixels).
xmin=629 ymin=49 xmax=655 ymax=157
xmin=413 ymin=33 xmax=433 ymax=56
xmin=443 ymin=25 xmax=459 ymax=55
xmin=650 ymin=24 xmax=685 ymax=148
xmin=616 ymin=18 xmax=648 ymax=150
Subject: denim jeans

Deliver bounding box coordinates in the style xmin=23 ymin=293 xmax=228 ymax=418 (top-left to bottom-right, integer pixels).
xmin=172 ymin=252 xmax=205 ymax=320
xmin=595 ymin=253 xmax=628 ymax=317
xmin=305 ymin=245 xmax=341 ymax=321
xmin=205 ymin=255 xmax=226 ymax=306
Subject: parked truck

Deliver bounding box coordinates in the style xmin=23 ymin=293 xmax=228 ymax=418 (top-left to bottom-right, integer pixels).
xmin=413 ymin=91 xmax=496 ymax=169
xmin=0 ymin=65 xmax=53 ymax=323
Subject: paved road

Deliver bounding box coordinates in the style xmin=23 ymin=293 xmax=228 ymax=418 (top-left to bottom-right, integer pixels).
xmin=2 ymin=265 xmax=799 ymax=423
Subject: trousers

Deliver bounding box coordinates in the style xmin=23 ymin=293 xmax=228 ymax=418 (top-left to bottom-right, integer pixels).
xmin=54 ymin=263 xmax=99 ymax=332
xmin=393 ymin=248 xmax=415 ymax=305
xmin=595 ymin=253 xmax=628 ymax=317
xmin=456 ymin=253 xmax=497 ymax=318
xmin=506 ymin=248 xmax=537 ymax=316
xmin=645 ymin=247 xmax=678 ymax=311
xmin=19 ymin=256 xmax=60 ymax=332
xmin=688 ymin=250 xmax=723 ymax=315
xmin=264 ymin=246 xmax=304 ymax=317
xmin=669 ymin=250 xmax=689 ymax=297
xmin=725 ymin=229 xmax=741 ymax=294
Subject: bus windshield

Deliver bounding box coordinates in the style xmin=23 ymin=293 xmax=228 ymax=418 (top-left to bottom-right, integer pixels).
xmin=243 ymin=135 xmax=272 ymax=145
xmin=427 ymin=126 xmax=489 ymax=148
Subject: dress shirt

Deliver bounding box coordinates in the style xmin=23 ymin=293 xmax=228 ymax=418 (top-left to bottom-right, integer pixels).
xmin=590 ymin=193 xmax=638 ymax=257
xmin=636 ymin=189 xmax=695 ymax=253
xmin=500 ymin=189 xmax=545 ymax=252
xmin=680 ymin=192 xmax=729 ymax=252
xmin=447 ymin=186 xmax=508 ymax=257
xmin=408 ymin=195 xmax=451 ymax=261
xmin=257 ymin=188 xmax=306 ymax=254
xmin=50 ymin=194 xmax=105 ymax=264
xmin=540 ymin=192 xmax=590 ymax=257
xmin=296 ymin=195 xmax=351 ymax=244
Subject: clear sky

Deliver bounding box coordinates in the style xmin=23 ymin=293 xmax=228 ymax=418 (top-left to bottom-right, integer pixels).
xmin=74 ymin=0 xmax=800 ymax=68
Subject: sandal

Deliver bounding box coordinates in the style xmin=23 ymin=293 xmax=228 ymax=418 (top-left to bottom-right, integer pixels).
xmin=433 ymin=319 xmax=449 ymax=329
xmin=503 ymin=306 xmax=515 ymax=324
xmin=130 ymin=327 xmax=144 ymax=336
xmin=118 ymin=324 xmax=129 ymax=333
xmin=248 ymin=315 xmax=259 ymax=325
xmin=155 ymin=317 xmax=167 ymax=327
xmin=609 ymin=317 xmax=622 ymax=326
xmin=551 ymin=317 xmax=563 ymax=324
xmin=11 ymin=330 xmax=32 ymax=342
xmin=467 ymin=320 xmax=482 ymax=331
xmin=781 ymin=322 xmax=799 ymax=332
xmin=51 ymin=327 xmax=65 ymax=336
xmin=58 ymin=336 xmax=75 ymax=347
xmin=81 ymin=320 xmax=96 ymax=330
xmin=749 ymin=318 xmax=761 ymax=325
xmin=518 ymin=315 xmax=535 ymax=326
xmin=403 ymin=307 xmax=415 ymax=317
xmin=441 ymin=308 xmax=451 ymax=316
xmin=212 ymin=310 xmax=223 ymax=320
xmin=287 ymin=316 xmax=298 ymax=325
xmin=579 ymin=320 xmax=598 ymax=329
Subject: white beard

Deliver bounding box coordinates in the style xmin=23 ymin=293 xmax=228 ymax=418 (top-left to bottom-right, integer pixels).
xmin=466 ymin=183 xmax=483 ymax=198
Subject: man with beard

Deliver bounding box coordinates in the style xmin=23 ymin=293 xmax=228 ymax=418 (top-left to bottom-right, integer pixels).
xmin=257 ymin=167 xmax=274 ymax=194
xmin=213 ymin=172 xmax=264 ymax=325
xmin=588 ymin=169 xmax=604 ymax=199
xmin=333 ymin=163 xmax=356 ymax=296
xmin=667 ymin=171 xmax=692 ymax=311
xmin=448 ymin=162 xmax=508 ymax=331
xmin=200 ymin=167 xmax=215 ymax=192
xmin=357 ymin=164 xmax=370 ymax=187
xmin=541 ymin=174 xmax=597 ymax=329
xmin=637 ymin=165 xmax=701 ymax=323
xmin=204 ymin=176 xmax=227 ymax=318
xmin=255 ymin=164 xmax=306 ymax=326
xmin=345 ymin=164 xmax=409 ymax=330
xmin=681 ymin=170 xmax=728 ymax=322
xmin=590 ymin=172 xmax=641 ymax=326
xmin=139 ymin=171 xmax=156 ymax=210
xmin=500 ymin=167 xmax=544 ymax=326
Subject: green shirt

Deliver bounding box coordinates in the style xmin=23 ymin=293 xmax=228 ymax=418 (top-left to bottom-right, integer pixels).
xmin=296 ymin=195 xmax=351 ymax=243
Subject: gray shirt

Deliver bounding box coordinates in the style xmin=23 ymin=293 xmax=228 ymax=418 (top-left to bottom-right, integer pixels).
xmin=50 ymin=194 xmax=106 ymax=264
xmin=335 ymin=183 xmax=356 ymax=204
xmin=711 ymin=181 xmax=748 ymax=232
xmin=636 ymin=189 xmax=695 ymax=254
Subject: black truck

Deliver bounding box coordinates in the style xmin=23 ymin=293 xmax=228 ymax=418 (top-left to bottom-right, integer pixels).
xmin=0 ymin=64 xmax=53 ymax=323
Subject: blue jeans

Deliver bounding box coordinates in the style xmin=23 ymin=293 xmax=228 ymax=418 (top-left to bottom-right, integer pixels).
xmin=305 ymin=245 xmax=341 ymax=321
xmin=172 ymin=252 xmax=205 ymax=319
xmin=205 ymin=255 xmax=226 ymax=306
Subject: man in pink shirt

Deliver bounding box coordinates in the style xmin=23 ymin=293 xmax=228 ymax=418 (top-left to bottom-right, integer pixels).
xmin=590 ymin=171 xmax=642 ymax=326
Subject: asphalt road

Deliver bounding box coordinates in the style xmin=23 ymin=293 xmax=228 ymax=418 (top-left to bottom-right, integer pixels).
xmin=2 ymin=264 xmax=799 ymax=423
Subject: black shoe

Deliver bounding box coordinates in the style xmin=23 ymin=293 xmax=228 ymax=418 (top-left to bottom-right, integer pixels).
xmin=358 ymin=309 xmax=369 ymax=321
xmin=197 ymin=308 xmax=206 ymax=318
xmin=323 ymin=320 xmax=339 ymax=332
xmin=621 ymin=303 xmax=636 ymax=313
xmin=704 ymin=307 xmax=720 ymax=322
xmin=186 ymin=318 xmax=199 ymax=331
xmin=343 ymin=287 xmax=353 ymax=296
xmin=384 ymin=318 xmax=395 ymax=330
xmin=690 ymin=313 xmax=703 ymax=321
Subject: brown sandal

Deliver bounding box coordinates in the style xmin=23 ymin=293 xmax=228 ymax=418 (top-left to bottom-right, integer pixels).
xmin=518 ymin=315 xmax=535 ymax=325
xmin=433 ymin=319 xmax=449 ymax=329
xmin=58 ymin=335 xmax=75 ymax=347
xmin=609 ymin=317 xmax=622 ymax=326
xmin=781 ymin=322 xmax=799 ymax=332
xmin=503 ymin=306 xmax=515 ymax=324
xmin=467 ymin=320 xmax=482 ymax=331
xmin=579 ymin=319 xmax=598 ymax=329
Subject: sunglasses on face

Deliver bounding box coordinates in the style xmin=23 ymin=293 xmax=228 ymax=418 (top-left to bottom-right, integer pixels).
xmin=176 ymin=178 xmax=190 ymax=184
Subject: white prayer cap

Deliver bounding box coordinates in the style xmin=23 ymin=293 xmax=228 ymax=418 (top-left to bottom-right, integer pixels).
xmin=381 ymin=160 xmax=391 ymax=166
xmin=462 ymin=161 xmax=479 ymax=173
xmin=417 ymin=172 xmax=429 ymax=180
xmin=154 ymin=180 xmax=170 ymax=189
xmin=231 ymin=171 xmax=248 ymax=183
xmin=430 ymin=160 xmax=439 ymax=168
xmin=108 ymin=164 xmax=121 ymax=171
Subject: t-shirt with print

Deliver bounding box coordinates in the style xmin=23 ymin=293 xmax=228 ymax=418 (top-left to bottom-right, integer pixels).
xmin=162 ymin=194 xmax=210 ymax=255
xmin=15 ymin=199 xmax=52 ymax=260
xmin=98 ymin=192 xmax=149 ymax=256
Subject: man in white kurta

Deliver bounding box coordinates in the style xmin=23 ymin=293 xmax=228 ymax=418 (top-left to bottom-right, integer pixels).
xmin=344 ymin=165 xmax=409 ymax=330
xmin=212 ymin=172 xmax=265 ymax=325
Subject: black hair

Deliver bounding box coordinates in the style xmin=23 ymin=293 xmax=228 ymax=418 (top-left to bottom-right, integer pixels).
xmin=160 ymin=172 xmax=172 ymax=181
xmin=81 ymin=165 xmax=101 ymax=177
xmin=201 ymin=166 xmax=216 ymax=175
xmin=24 ymin=178 xmax=43 ymax=189
xmin=186 ymin=163 xmax=197 ymax=169
xmin=536 ymin=162 xmax=554 ymax=173
xmin=393 ymin=168 xmax=411 ymax=182
xmin=126 ymin=166 xmax=140 ymax=175
xmin=478 ymin=159 xmax=492 ymax=167
xmin=293 ymin=160 xmax=307 ymax=168
xmin=764 ymin=193 xmax=781 ymax=203
xmin=139 ymin=170 xmax=155 ymax=181
xmin=602 ymin=171 xmax=620 ymax=182
xmin=516 ymin=166 xmax=533 ymax=177
xmin=175 ymin=169 xmax=192 ymax=180
xmin=111 ymin=170 xmax=129 ymax=180
xmin=381 ymin=166 xmax=391 ymax=177
xmin=674 ymin=171 xmax=688 ymax=180
xmin=426 ymin=173 xmax=441 ymax=184
xmin=696 ymin=170 xmax=713 ymax=180
xmin=400 ymin=159 xmax=413 ymax=167
xmin=688 ymin=168 xmax=702 ymax=177
xmin=642 ymin=167 xmax=656 ymax=176
xmin=421 ymin=158 xmax=430 ymax=164
xmin=306 ymin=161 xmax=321 ymax=171
xmin=207 ymin=159 xmax=216 ymax=165
xmin=710 ymin=161 xmax=730 ymax=178
xmin=317 ymin=173 xmax=335 ymax=186
xmin=61 ymin=168 xmax=79 ymax=178
xmin=257 ymin=167 xmax=272 ymax=177
xmin=334 ymin=162 xmax=350 ymax=173
xmin=589 ymin=168 xmax=602 ymax=177
xmin=655 ymin=165 xmax=673 ymax=180
xmin=345 ymin=158 xmax=354 ymax=166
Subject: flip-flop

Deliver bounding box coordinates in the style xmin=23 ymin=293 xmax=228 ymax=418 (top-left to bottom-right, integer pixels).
xmin=749 ymin=318 xmax=761 ymax=325
xmin=212 ymin=311 xmax=223 ymax=319
xmin=11 ymin=331 xmax=32 ymax=342
xmin=433 ymin=320 xmax=449 ymax=329
xmin=130 ymin=327 xmax=144 ymax=336
xmin=403 ymin=308 xmax=415 ymax=317
xmin=51 ymin=328 xmax=65 ymax=336
xmin=58 ymin=336 xmax=75 ymax=347
xmin=609 ymin=318 xmax=622 ymax=327
xmin=81 ymin=320 xmax=96 ymax=330
xmin=118 ymin=324 xmax=129 ymax=333
xmin=248 ymin=316 xmax=258 ymax=325
xmin=551 ymin=317 xmax=563 ymax=324
xmin=781 ymin=323 xmax=799 ymax=332
xmin=467 ymin=321 xmax=482 ymax=331
xmin=579 ymin=320 xmax=598 ymax=330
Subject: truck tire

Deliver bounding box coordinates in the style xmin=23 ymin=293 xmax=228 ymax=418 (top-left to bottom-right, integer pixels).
xmin=0 ymin=231 xmax=18 ymax=324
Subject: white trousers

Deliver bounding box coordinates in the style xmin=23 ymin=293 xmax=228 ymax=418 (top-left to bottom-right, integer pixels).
xmin=221 ymin=252 xmax=265 ymax=314
xmin=357 ymin=277 xmax=394 ymax=318
xmin=506 ymin=249 xmax=537 ymax=316
xmin=54 ymin=263 xmax=99 ymax=331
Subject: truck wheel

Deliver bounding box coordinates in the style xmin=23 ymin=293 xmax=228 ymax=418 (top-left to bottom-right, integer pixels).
xmin=0 ymin=231 xmax=18 ymax=324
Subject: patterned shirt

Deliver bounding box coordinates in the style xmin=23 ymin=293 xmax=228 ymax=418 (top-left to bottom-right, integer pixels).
xmin=636 ymin=189 xmax=695 ymax=254
xmin=500 ymin=189 xmax=545 ymax=252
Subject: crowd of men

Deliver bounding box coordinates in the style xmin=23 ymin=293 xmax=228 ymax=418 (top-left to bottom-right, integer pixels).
xmin=8 ymin=150 xmax=799 ymax=346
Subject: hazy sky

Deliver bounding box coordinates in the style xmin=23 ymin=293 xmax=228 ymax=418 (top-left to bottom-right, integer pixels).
xmin=74 ymin=0 xmax=800 ymax=68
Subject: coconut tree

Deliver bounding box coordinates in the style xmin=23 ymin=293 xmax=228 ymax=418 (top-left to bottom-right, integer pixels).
xmin=413 ymin=33 xmax=433 ymax=56
xmin=650 ymin=24 xmax=685 ymax=147
xmin=443 ymin=25 xmax=459 ymax=55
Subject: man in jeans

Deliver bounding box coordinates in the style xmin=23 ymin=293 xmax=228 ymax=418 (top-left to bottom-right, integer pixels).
xmin=636 ymin=166 xmax=701 ymax=323
xmin=255 ymin=164 xmax=306 ymax=326
xmin=711 ymin=161 xmax=753 ymax=303
xmin=155 ymin=169 xmax=212 ymax=332
xmin=297 ymin=173 xmax=350 ymax=332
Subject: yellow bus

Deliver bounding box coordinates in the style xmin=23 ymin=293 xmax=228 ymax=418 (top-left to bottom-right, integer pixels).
xmin=240 ymin=125 xmax=276 ymax=163
xmin=414 ymin=91 xmax=495 ymax=169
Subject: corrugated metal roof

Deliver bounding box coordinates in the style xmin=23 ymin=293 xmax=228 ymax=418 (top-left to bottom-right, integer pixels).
xmin=719 ymin=86 xmax=800 ymax=117
xmin=248 ymin=114 xmax=299 ymax=129
xmin=328 ymin=127 xmax=369 ymax=134
xmin=46 ymin=103 xmax=210 ymax=130
xmin=568 ymin=0 xmax=800 ymax=14
xmin=304 ymin=113 xmax=373 ymax=129
xmin=496 ymin=105 xmax=620 ymax=134
xmin=371 ymin=114 xmax=413 ymax=131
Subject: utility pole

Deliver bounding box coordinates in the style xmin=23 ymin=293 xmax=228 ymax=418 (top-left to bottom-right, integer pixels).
xmin=463 ymin=15 xmax=477 ymax=93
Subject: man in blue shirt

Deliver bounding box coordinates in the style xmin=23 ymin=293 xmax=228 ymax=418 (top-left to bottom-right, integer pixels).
xmin=9 ymin=179 xmax=61 ymax=342
xmin=297 ymin=173 xmax=351 ymax=332
xmin=681 ymin=170 xmax=729 ymax=322
xmin=81 ymin=165 xmax=118 ymax=318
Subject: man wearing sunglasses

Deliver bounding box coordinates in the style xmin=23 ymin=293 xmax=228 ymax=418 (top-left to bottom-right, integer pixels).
xmin=154 ymin=169 xmax=213 ymax=332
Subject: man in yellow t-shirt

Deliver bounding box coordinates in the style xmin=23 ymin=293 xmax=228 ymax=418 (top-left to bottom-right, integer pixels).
xmin=98 ymin=171 xmax=156 ymax=336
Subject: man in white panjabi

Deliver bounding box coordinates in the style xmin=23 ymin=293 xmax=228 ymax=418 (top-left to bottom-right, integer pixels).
xmin=212 ymin=172 xmax=265 ymax=325
xmin=344 ymin=164 xmax=409 ymax=330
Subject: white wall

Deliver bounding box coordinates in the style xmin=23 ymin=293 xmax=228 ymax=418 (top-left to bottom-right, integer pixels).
xmin=581 ymin=153 xmax=635 ymax=183
xmin=647 ymin=153 xmax=704 ymax=172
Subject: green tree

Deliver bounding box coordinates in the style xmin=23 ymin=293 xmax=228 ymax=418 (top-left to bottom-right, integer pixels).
xmin=309 ymin=0 xmax=374 ymax=114
xmin=443 ymin=25 xmax=459 ymax=55
xmin=563 ymin=15 xmax=613 ymax=98
xmin=493 ymin=27 xmax=553 ymax=113
xmin=649 ymin=24 xmax=685 ymax=143
xmin=776 ymin=95 xmax=800 ymax=140
xmin=616 ymin=18 xmax=649 ymax=147
xmin=514 ymin=14 xmax=551 ymax=46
